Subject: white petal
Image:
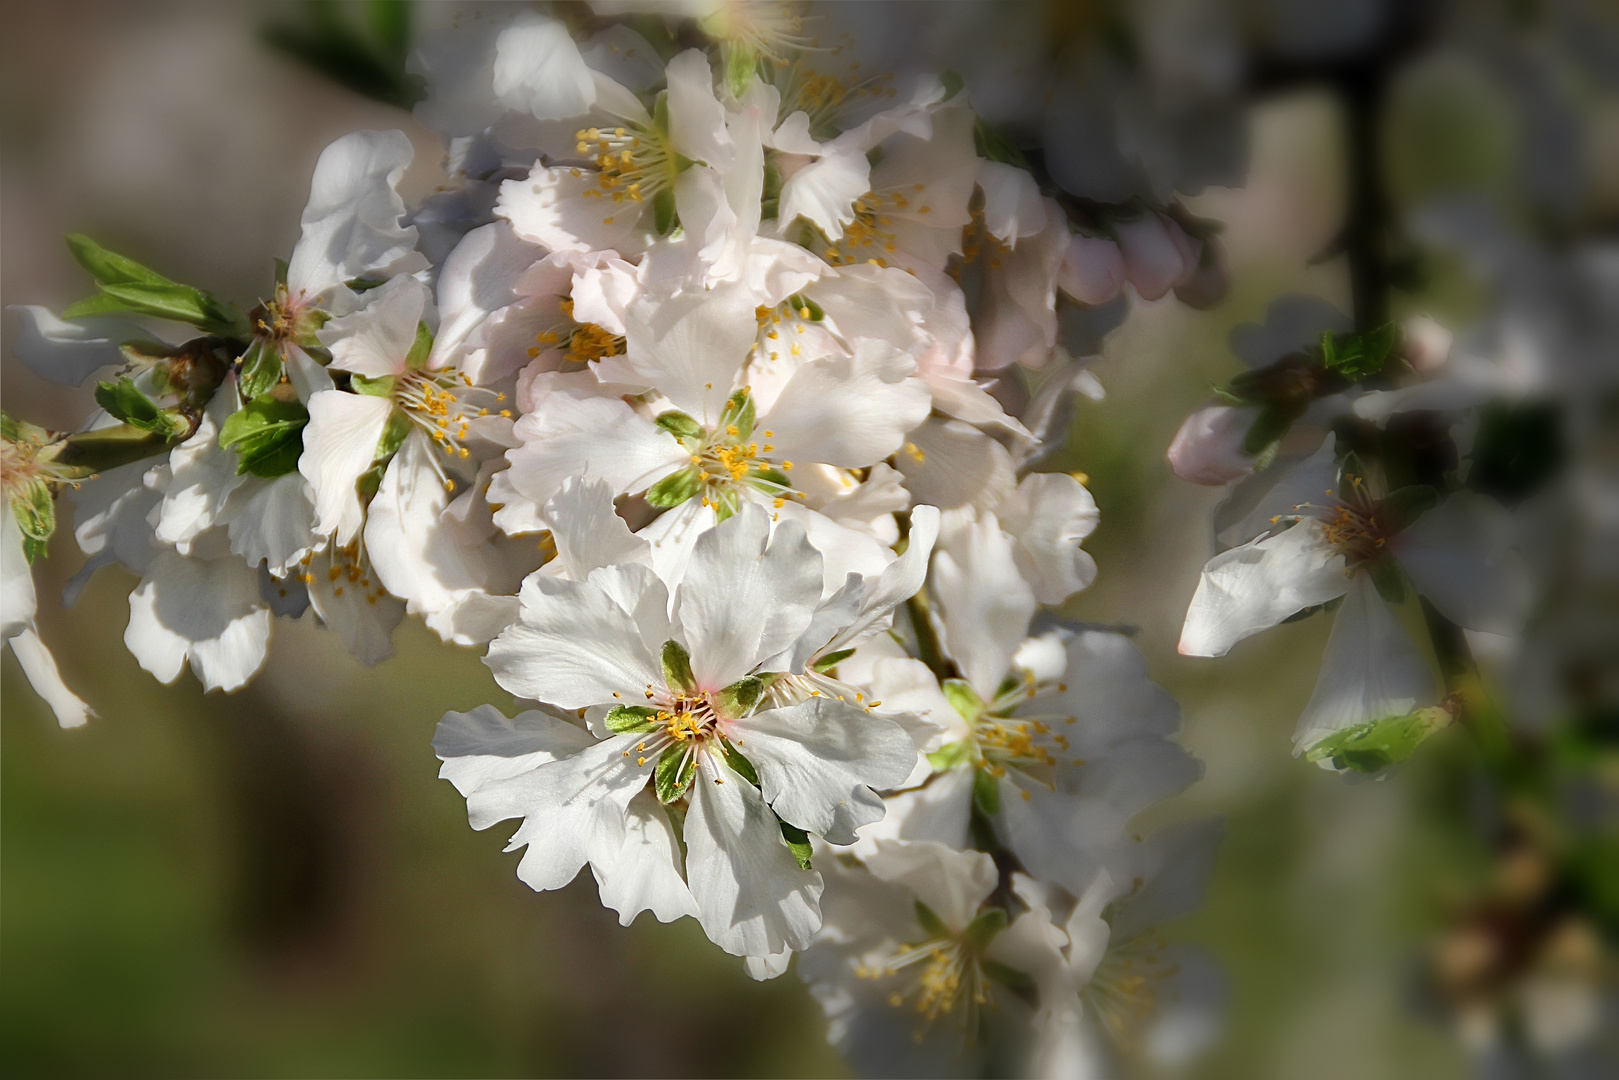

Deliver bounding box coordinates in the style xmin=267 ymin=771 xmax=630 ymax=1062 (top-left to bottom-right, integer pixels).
xmin=864 ymin=838 xmax=999 ymax=931
xmin=496 ymin=165 xmax=644 ymax=254
xmin=2 ymin=512 xmax=37 ymax=638
xmin=226 ymin=473 xmax=318 ymax=575
xmin=304 ymin=548 xmax=405 ymax=666
xmin=674 ymin=505 xmax=822 ymax=690
xmin=1178 ymin=518 xmax=1350 ymax=657
xmin=996 ymin=472 xmax=1099 ymax=605
xmin=502 ymin=386 xmax=687 ymax=508
xmin=540 ymin=475 xmax=650 ymax=579
xmin=932 ymin=510 xmax=1037 ymax=698
xmin=735 ymin=697 xmax=916 ymax=844
xmin=486 ymin=566 xmax=664 ymax=708
xmin=684 ymin=752 xmax=823 ymax=957
xmin=851 ymin=766 xmax=974 ymax=859
xmin=743 ymin=951 xmax=793 ymax=981
xmin=1293 ymin=574 xmax=1437 ymax=753
xmin=894 ymin=417 xmax=1017 ymax=513
xmin=493 ymin=13 xmax=596 ymax=120
xmin=286 ymin=130 xmax=425 ymax=302
xmin=430 ymin=221 xmax=544 ymax=376
xmin=1214 ymin=434 xmax=1339 ymax=547
xmin=593 ymin=789 xmax=701 ymax=926
xmin=8 ymin=305 xmax=146 ymax=386
xmin=762 ymin=340 xmax=932 ymax=468
xmin=8 ymin=628 xmax=93 ymax=728
xmin=67 ymin=461 xmax=164 ymax=576
xmin=432 ymin=703 xmax=595 ymax=797
xmin=977 ymin=160 xmax=1047 ymax=243
xmin=664 ymin=49 xmax=733 ymax=168
xmin=777 ymin=141 xmax=870 ymax=239
xmin=468 ymin=735 xmax=648 ymax=892
xmin=299 ymin=391 xmax=394 ymax=545
xmin=125 ymin=552 xmax=270 ymax=692
xmin=1392 ymin=493 xmax=1529 ymax=634
xmin=156 ymin=388 xmax=246 ymax=552
xmin=619 ymin=284 xmax=759 ymax=416
xmin=318 ymin=274 xmax=429 ymax=378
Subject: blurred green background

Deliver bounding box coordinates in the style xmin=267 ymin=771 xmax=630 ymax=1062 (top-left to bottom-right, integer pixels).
xmin=3 ymin=2 xmax=1577 ymax=1076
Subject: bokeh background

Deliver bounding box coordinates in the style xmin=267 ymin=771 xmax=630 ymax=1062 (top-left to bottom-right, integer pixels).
xmin=2 ymin=2 xmax=1612 ymax=1077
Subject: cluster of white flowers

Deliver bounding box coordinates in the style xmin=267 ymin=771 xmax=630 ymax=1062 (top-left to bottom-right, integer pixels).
xmin=2 ymin=3 xmax=1232 ymax=1073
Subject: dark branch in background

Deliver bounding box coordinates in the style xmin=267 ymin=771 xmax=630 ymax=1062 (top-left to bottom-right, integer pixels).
xmin=263 ymin=0 xmax=424 ymax=111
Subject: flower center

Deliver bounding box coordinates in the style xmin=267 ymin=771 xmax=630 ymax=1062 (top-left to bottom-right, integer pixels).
xmin=858 ymin=935 xmax=989 ymax=1037
xmin=1081 ymin=933 xmax=1178 ymax=1046
xmin=393 ymin=367 xmax=510 ymax=462
xmin=574 ymin=124 xmax=674 ymax=223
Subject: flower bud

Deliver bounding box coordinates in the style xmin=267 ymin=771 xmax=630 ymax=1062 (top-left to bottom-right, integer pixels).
xmin=1057 ymin=233 xmax=1125 ymax=305
xmin=1401 ymin=315 xmax=1453 ymax=374
xmin=1114 ymin=211 xmax=1200 ymax=301
xmin=1167 ymin=402 xmax=1259 ymax=485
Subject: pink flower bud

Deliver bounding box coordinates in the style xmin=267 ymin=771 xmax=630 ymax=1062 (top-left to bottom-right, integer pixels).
xmin=1057 ymin=233 xmax=1125 ymax=305
xmin=1115 ymin=211 xmax=1200 ymax=301
xmin=1401 ymin=315 xmax=1453 ymax=374
xmin=1167 ymin=402 xmax=1259 ymax=485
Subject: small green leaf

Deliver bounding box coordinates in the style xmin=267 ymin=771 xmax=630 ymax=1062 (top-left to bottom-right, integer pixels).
xmin=654 ymin=410 xmax=703 ymax=441
xmin=1305 ymin=706 xmax=1453 ymax=773
xmin=93 ymin=378 xmax=187 ymax=438
xmin=812 ymin=648 xmax=856 ymax=674
xmin=61 ymin=292 xmax=142 ymax=321
xmin=218 ymin=397 xmax=309 ymax=479
xmin=719 ymin=388 xmax=755 ymax=441
xmin=779 ymin=818 xmax=813 ymax=869
xmin=350 ymin=373 xmax=396 ymax=397
xmin=1320 ymin=324 xmax=1398 ymax=381
xmin=972 ymin=766 xmax=1000 ymax=816
xmin=405 ymin=320 xmax=433 ymax=370
xmin=662 ymin=640 xmax=697 ymax=694
xmin=927 ymin=739 xmax=973 ymax=773
xmin=647 ymin=465 xmax=702 ymax=508
xmin=237 ymin=337 xmax=285 ymax=400
xmin=655 ymin=745 xmax=696 ymax=803
xmin=64 ymin=233 xmax=170 ymax=288
xmin=21 ymin=534 xmax=48 ymax=564
xmin=605 ymin=705 xmax=659 ymax=734
xmin=914 ymin=900 xmax=949 ymax=938
xmin=713 ymin=676 xmax=764 ymax=720
xmin=723 ymin=740 xmax=760 ymax=786
xmin=964 ymin=907 xmax=1008 ymax=948
xmin=760 ymin=156 xmax=783 ymax=220
xmin=941 ymin=679 xmax=983 ymax=723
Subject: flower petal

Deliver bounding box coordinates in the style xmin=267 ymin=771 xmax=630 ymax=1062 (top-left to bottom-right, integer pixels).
xmin=286 ymin=130 xmax=425 ymax=303
xmin=1179 ymin=517 xmax=1349 ymax=657
xmin=299 ymin=390 xmax=394 ymax=545
xmin=593 ymin=789 xmax=701 ymax=926
xmin=433 ymin=703 xmax=596 ymax=797
xmin=125 ymin=552 xmax=270 ymax=692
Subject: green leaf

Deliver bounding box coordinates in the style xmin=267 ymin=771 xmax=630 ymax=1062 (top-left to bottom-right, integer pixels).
xmin=713 ymin=676 xmax=764 ymax=720
xmin=662 ymin=640 xmax=697 ymax=695
xmin=237 ymin=337 xmax=285 ymax=400
xmin=779 ymin=818 xmax=813 ymax=870
xmin=719 ymin=388 xmax=755 ymax=441
xmin=652 ymin=90 xmax=671 ymax=136
xmin=811 ymin=648 xmax=856 ymax=674
xmin=217 ymin=397 xmax=309 ymax=479
xmin=964 ymin=907 xmax=1008 ymax=948
xmin=94 ymin=378 xmax=187 ymax=438
xmin=927 ymin=739 xmax=973 ymax=773
xmin=261 ymin=0 xmax=425 ymax=111
xmin=972 ymin=766 xmax=1000 ymax=816
xmin=654 ymin=410 xmax=703 ymax=441
xmin=61 ymin=292 xmax=144 ymax=320
xmin=760 ymin=155 xmax=783 ymax=220
xmin=722 ymin=740 xmax=760 ymax=786
xmin=350 ymin=372 xmax=396 ymax=397
xmin=605 ymin=705 xmax=659 ymax=734
xmin=941 ymin=678 xmax=983 ymax=723
xmin=96 ymin=281 xmax=243 ymax=338
xmin=914 ymin=900 xmax=949 ymax=939
xmin=654 ymin=745 xmax=696 ymax=803
xmin=274 ymin=257 xmax=289 ymax=288
xmin=405 ymin=320 xmax=433 ymax=370
xmin=1320 ymin=324 xmax=1397 ymax=381
xmin=647 ymin=465 xmax=702 ymax=508
xmin=64 ymin=233 xmax=170 ymax=288
xmin=1304 ymin=706 xmax=1453 ymax=773
xmin=747 ymin=468 xmax=791 ymax=490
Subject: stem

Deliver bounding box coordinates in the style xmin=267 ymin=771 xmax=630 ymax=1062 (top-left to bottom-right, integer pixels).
xmin=905 ymin=588 xmax=953 ymax=683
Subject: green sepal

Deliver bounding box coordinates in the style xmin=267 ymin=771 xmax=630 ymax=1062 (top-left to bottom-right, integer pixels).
xmin=11 ymin=480 xmax=56 ymax=543
xmin=66 ymin=232 xmax=167 ymax=287
xmin=405 ymin=320 xmax=434 ymax=370
xmin=972 ymin=118 xmax=1029 ymax=170
xmin=652 ymin=90 xmax=671 ymax=135
xmin=939 ymin=70 xmax=964 ymax=101
xmin=351 ymin=372 xmax=396 ymax=397
xmin=711 ymin=487 xmax=739 ymax=522
xmin=760 ymin=155 xmax=783 ymax=220
xmin=1337 ymin=451 xmax=1367 ymax=493
xmin=981 ymin=960 xmax=1035 ymax=991
xmin=722 ymin=739 xmax=760 ymax=786
xmin=605 ymin=705 xmax=659 ymax=734
xmin=719 ymin=388 xmax=755 ymax=441
xmin=50 ymin=423 xmax=182 ymax=474
xmin=1380 ymin=485 xmax=1439 ymax=535
xmin=941 ymin=678 xmax=984 ymax=723
xmin=655 ymin=410 xmax=704 ymax=442
xmin=779 ymin=818 xmax=814 ymax=870
xmin=1320 ymin=323 xmax=1398 ymax=381
xmin=655 ymin=745 xmax=696 ymax=803
xmin=927 ymin=739 xmax=974 ymax=773
xmin=720 ymin=40 xmax=756 ymax=99
xmin=914 ymin=900 xmax=949 ymax=939
xmin=647 ymin=465 xmax=702 ymax=508
xmin=1304 ymin=706 xmax=1453 ymax=773
xmin=971 ymin=766 xmax=1000 ymax=816
xmin=1242 ymin=402 xmax=1296 ymax=456
xmin=812 ymin=648 xmax=856 ymax=674
xmin=372 ymin=408 xmax=413 ymax=463
xmin=21 ymin=534 xmax=49 ymax=564
xmin=93 ymin=377 xmax=188 ymax=438
xmin=713 ymin=676 xmax=764 ymax=720
xmin=237 ymin=337 xmax=285 ymax=400
xmin=218 ymin=397 xmax=309 ymax=478
xmin=1366 ymin=554 xmax=1407 ymax=605
xmin=784 ymin=293 xmax=824 ymax=322
xmin=747 ymin=467 xmax=791 ymax=490
xmin=274 ymin=257 xmax=289 ymax=288
xmin=661 ymin=639 xmax=697 ymax=695
xmin=355 ymin=461 xmax=386 ymax=504
xmin=964 ymin=907 xmax=1008 ymax=948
